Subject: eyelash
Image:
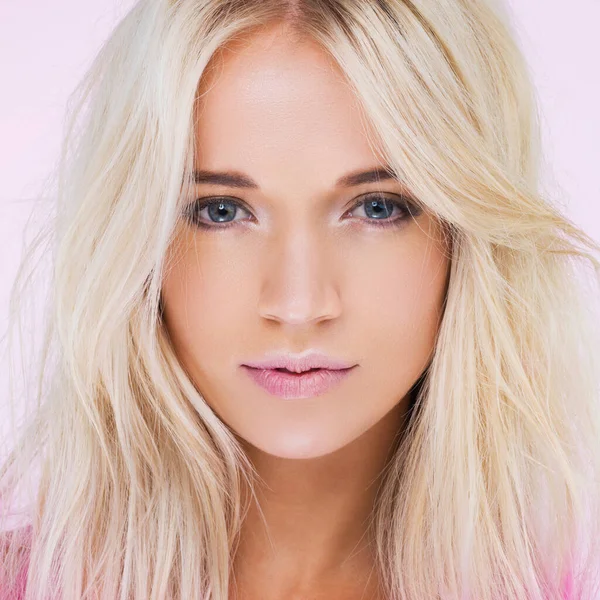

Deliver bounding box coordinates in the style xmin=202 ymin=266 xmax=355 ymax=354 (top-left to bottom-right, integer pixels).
xmin=182 ymin=193 xmax=422 ymax=231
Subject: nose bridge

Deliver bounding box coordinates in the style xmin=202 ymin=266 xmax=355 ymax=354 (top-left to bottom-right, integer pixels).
xmin=257 ymin=224 xmax=341 ymax=325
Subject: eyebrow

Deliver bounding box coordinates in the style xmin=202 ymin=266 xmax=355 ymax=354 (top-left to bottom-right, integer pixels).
xmin=192 ymin=166 xmax=399 ymax=189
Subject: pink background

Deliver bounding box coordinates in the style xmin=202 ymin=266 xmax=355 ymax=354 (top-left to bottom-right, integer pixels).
xmin=1 ymin=1 xmax=600 ymax=429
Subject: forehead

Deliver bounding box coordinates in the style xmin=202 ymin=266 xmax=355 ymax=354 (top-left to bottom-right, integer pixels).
xmin=193 ymin=25 xmax=385 ymax=179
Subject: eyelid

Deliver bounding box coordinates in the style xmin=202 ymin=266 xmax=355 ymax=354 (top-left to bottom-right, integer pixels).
xmin=347 ymin=190 xmax=418 ymax=211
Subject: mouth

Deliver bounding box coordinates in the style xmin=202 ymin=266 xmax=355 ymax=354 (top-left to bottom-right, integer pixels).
xmin=240 ymin=365 xmax=356 ymax=400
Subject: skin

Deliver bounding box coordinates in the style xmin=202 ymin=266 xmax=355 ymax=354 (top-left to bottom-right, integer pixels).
xmin=161 ymin=21 xmax=451 ymax=600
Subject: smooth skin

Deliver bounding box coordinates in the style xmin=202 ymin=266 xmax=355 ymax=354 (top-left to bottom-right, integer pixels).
xmin=161 ymin=21 xmax=451 ymax=600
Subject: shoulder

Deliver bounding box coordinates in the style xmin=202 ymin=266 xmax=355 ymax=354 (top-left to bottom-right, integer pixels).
xmin=0 ymin=525 xmax=33 ymax=599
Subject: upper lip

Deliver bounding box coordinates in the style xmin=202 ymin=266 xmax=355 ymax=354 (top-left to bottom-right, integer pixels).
xmin=242 ymin=350 xmax=357 ymax=373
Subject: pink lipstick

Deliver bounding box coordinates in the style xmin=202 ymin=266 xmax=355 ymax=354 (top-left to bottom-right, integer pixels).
xmin=240 ymin=365 xmax=356 ymax=399
xmin=240 ymin=350 xmax=358 ymax=400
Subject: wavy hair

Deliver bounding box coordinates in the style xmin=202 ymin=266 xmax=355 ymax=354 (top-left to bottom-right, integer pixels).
xmin=2 ymin=0 xmax=600 ymax=598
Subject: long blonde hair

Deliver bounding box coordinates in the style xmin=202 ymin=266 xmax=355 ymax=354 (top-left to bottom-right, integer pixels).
xmin=2 ymin=0 xmax=600 ymax=598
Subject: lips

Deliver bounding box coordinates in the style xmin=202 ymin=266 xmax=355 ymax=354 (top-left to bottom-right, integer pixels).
xmin=241 ymin=365 xmax=356 ymax=400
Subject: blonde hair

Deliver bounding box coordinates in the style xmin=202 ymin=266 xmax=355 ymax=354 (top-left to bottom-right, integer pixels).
xmin=2 ymin=0 xmax=600 ymax=598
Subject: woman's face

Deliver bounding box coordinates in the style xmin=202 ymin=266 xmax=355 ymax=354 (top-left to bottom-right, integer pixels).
xmin=161 ymin=24 xmax=451 ymax=459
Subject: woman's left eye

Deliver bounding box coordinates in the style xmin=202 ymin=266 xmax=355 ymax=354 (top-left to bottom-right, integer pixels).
xmin=183 ymin=193 xmax=421 ymax=231
xmin=345 ymin=193 xmax=422 ymax=228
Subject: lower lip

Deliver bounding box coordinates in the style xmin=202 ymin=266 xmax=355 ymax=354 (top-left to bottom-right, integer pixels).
xmin=240 ymin=365 xmax=356 ymax=399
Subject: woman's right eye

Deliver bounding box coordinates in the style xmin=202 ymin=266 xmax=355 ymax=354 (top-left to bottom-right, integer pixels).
xmin=183 ymin=197 xmax=252 ymax=230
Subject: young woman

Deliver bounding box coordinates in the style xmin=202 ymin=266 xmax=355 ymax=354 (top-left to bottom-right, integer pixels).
xmin=2 ymin=0 xmax=600 ymax=598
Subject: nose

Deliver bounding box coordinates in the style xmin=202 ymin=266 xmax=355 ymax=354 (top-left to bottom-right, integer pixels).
xmin=257 ymin=227 xmax=342 ymax=327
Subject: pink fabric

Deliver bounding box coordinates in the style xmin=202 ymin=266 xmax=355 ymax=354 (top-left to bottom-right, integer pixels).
xmin=562 ymin=568 xmax=575 ymax=600
xmin=2 ymin=562 xmax=28 ymax=600
xmin=0 ymin=527 xmax=31 ymax=600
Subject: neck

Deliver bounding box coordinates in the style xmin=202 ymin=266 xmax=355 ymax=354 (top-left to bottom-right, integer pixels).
xmin=230 ymin=398 xmax=410 ymax=598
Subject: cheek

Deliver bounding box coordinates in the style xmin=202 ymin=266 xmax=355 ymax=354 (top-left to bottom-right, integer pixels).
xmin=345 ymin=232 xmax=449 ymax=371
xmin=161 ymin=241 xmax=255 ymax=361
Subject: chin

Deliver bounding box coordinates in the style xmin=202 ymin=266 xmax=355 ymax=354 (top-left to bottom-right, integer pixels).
xmin=241 ymin=432 xmax=351 ymax=460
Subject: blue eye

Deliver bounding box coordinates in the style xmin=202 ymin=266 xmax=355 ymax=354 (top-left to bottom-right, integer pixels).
xmin=183 ymin=193 xmax=421 ymax=231
xmin=183 ymin=197 xmax=251 ymax=230
xmin=346 ymin=193 xmax=422 ymax=229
